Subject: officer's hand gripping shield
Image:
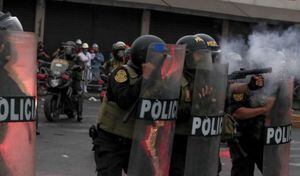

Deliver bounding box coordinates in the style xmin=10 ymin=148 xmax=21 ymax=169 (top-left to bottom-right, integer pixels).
xmin=127 ymin=43 xmax=186 ymax=176
xmin=184 ymin=62 xmax=228 ymax=176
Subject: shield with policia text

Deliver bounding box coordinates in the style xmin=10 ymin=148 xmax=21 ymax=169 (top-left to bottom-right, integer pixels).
xmin=127 ymin=43 xmax=186 ymax=176
xmin=184 ymin=61 xmax=228 ymax=176
xmin=263 ymin=76 xmax=293 ymax=176
xmin=0 ymin=31 xmax=37 ymax=176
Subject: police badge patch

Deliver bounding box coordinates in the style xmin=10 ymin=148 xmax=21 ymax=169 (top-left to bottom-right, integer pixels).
xmin=114 ymin=69 xmax=128 ymax=83
xmin=233 ymin=93 xmax=244 ymax=102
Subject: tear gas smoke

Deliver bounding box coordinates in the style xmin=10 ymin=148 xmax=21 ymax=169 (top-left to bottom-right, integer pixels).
xmin=222 ymin=24 xmax=300 ymax=95
xmin=222 ymin=25 xmax=300 ymax=78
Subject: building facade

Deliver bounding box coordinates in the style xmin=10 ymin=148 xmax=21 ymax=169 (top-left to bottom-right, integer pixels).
xmin=2 ymin=0 xmax=299 ymax=56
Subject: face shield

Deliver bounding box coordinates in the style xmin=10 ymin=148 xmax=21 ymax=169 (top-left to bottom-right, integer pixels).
xmin=212 ymin=49 xmax=222 ymax=63
xmin=185 ymin=48 xmax=212 ymax=69
xmin=141 ymin=43 xmax=169 ymax=84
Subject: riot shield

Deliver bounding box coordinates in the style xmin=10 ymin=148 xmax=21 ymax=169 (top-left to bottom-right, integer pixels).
xmin=263 ymin=77 xmax=293 ymax=176
xmin=184 ymin=62 xmax=228 ymax=176
xmin=127 ymin=43 xmax=185 ymax=176
xmin=0 ymin=31 xmax=37 ymax=176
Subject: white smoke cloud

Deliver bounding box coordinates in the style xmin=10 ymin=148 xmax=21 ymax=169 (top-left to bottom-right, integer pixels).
xmin=221 ymin=36 xmax=247 ymax=73
xmin=222 ymin=24 xmax=300 ymax=80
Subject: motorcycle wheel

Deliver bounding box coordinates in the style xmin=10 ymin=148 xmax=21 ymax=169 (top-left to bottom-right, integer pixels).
xmin=44 ymin=95 xmax=60 ymax=122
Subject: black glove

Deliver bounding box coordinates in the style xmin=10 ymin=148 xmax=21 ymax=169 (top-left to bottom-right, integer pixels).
xmin=248 ymin=74 xmax=264 ymax=90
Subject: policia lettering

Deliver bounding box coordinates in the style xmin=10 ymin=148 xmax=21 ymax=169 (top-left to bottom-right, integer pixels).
xmin=265 ymin=124 xmax=292 ymax=145
xmin=0 ymin=97 xmax=35 ymax=122
xmin=138 ymin=99 xmax=178 ymax=120
xmin=191 ymin=116 xmax=223 ymax=136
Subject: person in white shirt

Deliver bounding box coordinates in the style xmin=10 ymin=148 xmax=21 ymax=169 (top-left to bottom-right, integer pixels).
xmin=78 ymin=43 xmax=93 ymax=92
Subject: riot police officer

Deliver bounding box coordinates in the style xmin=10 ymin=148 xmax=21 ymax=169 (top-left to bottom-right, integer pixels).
xmin=169 ymin=34 xmax=220 ymax=176
xmin=93 ymin=35 xmax=165 ymax=176
xmin=62 ymin=41 xmax=84 ymax=121
xmin=103 ymin=41 xmax=127 ymax=73
xmin=228 ymin=74 xmax=274 ymax=176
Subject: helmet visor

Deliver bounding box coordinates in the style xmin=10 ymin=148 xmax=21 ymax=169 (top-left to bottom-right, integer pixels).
xmin=185 ymin=48 xmax=212 ymax=69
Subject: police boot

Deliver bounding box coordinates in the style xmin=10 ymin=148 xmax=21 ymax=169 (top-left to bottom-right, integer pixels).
xmin=76 ymin=95 xmax=83 ymax=122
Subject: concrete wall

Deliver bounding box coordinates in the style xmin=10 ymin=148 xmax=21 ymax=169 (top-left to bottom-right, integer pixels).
xmin=224 ymin=0 xmax=300 ymax=10
xmin=59 ymin=0 xmax=300 ymax=23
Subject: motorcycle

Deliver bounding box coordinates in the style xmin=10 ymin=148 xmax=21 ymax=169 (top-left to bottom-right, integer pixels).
xmin=44 ymin=58 xmax=81 ymax=122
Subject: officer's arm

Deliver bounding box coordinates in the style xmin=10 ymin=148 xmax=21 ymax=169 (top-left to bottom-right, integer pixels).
xmin=229 ymin=92 xmax=266 ymax=120
xmin=110 ymin=68 xmax=142 ymax=109
xmin=232 ymin=107 xmax=266 ymax=120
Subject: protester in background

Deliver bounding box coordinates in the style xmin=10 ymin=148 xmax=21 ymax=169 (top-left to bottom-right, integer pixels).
xmin=37 ymin=41 xmax=51 ymax=62
xmin=75 ymin=39 xmax=83 ymax=54
xmin=91 ymin=43 xmax=105 ymax=78
xmin=52 ymin=42 xmax=65 ymax=58
xmin=78 ymin=43 xmax=93 ymax=93
xmin=91 ymin=43 xmax=105 ymax=65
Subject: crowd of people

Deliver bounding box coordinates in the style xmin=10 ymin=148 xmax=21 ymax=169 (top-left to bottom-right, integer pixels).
xmin=37 ymin=39 xmax=130 ymax=93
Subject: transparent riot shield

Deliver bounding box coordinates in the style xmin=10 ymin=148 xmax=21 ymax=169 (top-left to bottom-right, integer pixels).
xmin=184 ymin=62 xmax=228 ymax=176
xmin=0 ymin=31 xmax=37 ymax=176
xmin=263 ymin=77 xmax=293 ymax=176
xmin=127 ymin=43 xmax=186 ymax=176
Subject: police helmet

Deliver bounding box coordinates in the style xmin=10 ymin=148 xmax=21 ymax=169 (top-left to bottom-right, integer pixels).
xmin=130 ymin=35 xmax=165 ymax=68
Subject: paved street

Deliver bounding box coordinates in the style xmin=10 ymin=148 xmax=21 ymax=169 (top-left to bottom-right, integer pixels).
xmin=36 ymin=99 xmax=300 ymax=176
xmin=36 ymin=99 xmax=98 ymax=176
xmin=220 ymin=130 xmax=300 ymax=176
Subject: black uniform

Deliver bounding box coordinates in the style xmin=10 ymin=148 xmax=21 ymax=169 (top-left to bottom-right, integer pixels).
xmin=170 ymin=34 xmax=223 ymax=176
xmin=60 ymin=41 xmax=84 ymax=121
xmin=93 ymin=35 xmax=165 ymax=176
xmin=229 ymin=92 xmax=265 ymax=176
xmin=93 ymin=63 xmax=142 ymax=176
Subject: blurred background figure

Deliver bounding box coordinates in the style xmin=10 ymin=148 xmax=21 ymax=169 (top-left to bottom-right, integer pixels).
xmin=78 ymin=42 xmax=93 ymax=93
xmin=103 ymin=41 xmax=126 ymax=73
xmin=37 ymin=41 xmax=51 ymax=62
xmin=75 ymin=39 xmax=83 ymax=54
xmin=91 ymin=43 xmax=105 ymax=79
